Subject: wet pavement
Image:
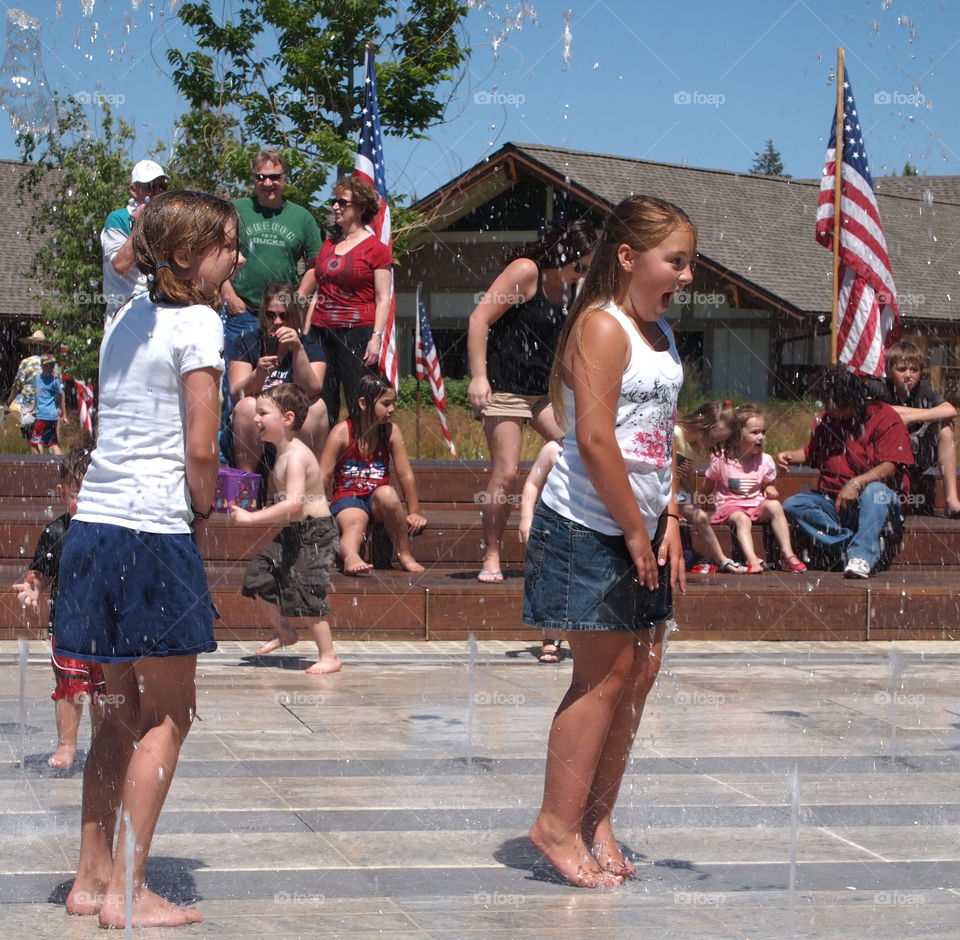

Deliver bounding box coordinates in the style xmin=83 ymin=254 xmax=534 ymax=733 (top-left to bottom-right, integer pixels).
xmin=2 ymin=637 xmax=960 ymax=938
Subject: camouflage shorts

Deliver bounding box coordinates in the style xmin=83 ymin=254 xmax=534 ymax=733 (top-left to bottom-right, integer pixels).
xmin=242 ymin=515 xmax=339 ymax=618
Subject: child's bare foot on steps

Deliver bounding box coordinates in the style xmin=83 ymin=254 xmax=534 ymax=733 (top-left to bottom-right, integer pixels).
xmin=397 ymin=552 xmax=424 ymax=573
xmin=305 ymin=654 xmax=342 ymax=675
xmin=342 ymin=553 xmax=373 ymax=575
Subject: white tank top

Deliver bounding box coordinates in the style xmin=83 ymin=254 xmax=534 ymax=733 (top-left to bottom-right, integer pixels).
xmin=541 ymin=302 xmax=682 ymax=537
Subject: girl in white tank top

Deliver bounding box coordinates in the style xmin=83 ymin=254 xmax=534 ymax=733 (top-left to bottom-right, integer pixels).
xmin=525 ymin=196 xmax=696 ymax=889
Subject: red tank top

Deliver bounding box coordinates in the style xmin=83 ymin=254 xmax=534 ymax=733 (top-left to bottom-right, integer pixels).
xmin=331 ymin=420 xmax=391 ymax=502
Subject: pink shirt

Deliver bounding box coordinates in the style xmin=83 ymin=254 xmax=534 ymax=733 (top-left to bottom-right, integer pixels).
xmin=706 ymin=451 xmax=777 ymax=516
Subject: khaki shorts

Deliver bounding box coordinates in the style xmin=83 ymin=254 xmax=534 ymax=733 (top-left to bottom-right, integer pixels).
xmin=480 ymin=390 xmax=551 ymax=422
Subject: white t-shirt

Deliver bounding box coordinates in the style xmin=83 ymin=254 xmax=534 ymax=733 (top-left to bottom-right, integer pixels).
xmin=76 ymin=294 xmax=225 ymax=534
xmin=542 ymin=302 xmax=682 ymax=537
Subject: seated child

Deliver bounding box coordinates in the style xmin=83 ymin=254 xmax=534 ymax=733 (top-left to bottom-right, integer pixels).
xmin=230 ymin=383 xmax=341 ymax=675
xmin=14 ymin=447 xmax=104 ymax=768
xmin=865 ymin=341 xmax=960 ymax=517
xmin=320 ymin=373 xmax=427 ymax=576
xmin=703 ymin=404 xmax=806 ymax=573
xmin=675 ymin=401 xmax=745 ymax=573
xmin=519 ymin=438 xmax=564 ymax=663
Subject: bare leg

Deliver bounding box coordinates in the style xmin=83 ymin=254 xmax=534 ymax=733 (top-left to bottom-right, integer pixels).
xmin=757 ymin=500 xmax=800 ymax=562
xmin=301 ymin=398 xmax=329 ymax=464
xmin=583 ymin=624 xmax=665 ymax=876
xmin=230 ymin=397 xmax=262 ymax=472
xmin=729 ymin=511 xmax=762 ymax=569
xmin=303 ymin=619 xmax=342 ymax=674
xmin=65 ymin=663 xmax=140 ymax=916
xmin=937 ymin=424 xmax=960 ymax=513
xmin=479 ymin=416 xmax=524 ymax=576
xmin=371 ymin=485 xmax=424 ymax=573
xmin=254 ymin=598 xmax=299 ymax=655
xmin=529 ymin=631 xmax=636 ymax=888
xmin=682 ymin=505 xmax=736 ymax=568
xmin=49 ymin=697 xmax=83 ymax=768
xmin=97 ymin=656 xmax=203 ymax=929
xmin=336 ymin=507 xmax=373 ymax=574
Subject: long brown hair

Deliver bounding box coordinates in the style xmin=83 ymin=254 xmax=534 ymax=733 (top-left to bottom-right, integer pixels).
xmin=549 ymin=195 xmax=696 ymax=419
xmin=133 ymin=190 xmax=239 ymax=307
xmin=677 ymin=400 xmax=737 ymax=454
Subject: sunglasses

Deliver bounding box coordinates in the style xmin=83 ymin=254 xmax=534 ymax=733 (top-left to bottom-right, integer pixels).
xmin=255 ymin=172 xmax=285 ymax=183
xmin=264 ymin=310 xmax=288 ymax=321
xmin=331 ymin=197 xmax=354 ymax=208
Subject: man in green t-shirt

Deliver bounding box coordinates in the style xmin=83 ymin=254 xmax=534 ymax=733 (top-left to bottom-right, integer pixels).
xmin=221 ymin=149 xmax=323 ymax=354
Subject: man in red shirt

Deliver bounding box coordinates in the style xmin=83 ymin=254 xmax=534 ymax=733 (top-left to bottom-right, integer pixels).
xmin=777 ymin=366 xmax=914 ymax=579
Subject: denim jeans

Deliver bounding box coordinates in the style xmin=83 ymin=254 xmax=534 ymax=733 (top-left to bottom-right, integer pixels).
xmin=783 ymin=482 xmax=898 ymax=570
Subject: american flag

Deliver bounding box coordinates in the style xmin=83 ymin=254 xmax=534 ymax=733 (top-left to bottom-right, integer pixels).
xmin=74 ymin=378 xmax=94 ymax=433
xmin=415 ymin=286 xmax=457 ymax=456
xmin=353 ymin=46 xmax=397 ymax=386
xmin=815 ymin=70 xmax=901 ymax=377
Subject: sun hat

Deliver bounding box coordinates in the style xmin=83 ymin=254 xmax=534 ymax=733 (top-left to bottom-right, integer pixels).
xmin=19 ymin=329 xmax=49 ymax=346
xmin=131 ymin=159 xmax=167 ymax=184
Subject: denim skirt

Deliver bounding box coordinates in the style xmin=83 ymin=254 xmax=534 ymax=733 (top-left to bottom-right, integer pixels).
xmin=523 ymin=501 xmax=672 ymax=633
xmin=54 ymin=520 xmax=218 ymax=663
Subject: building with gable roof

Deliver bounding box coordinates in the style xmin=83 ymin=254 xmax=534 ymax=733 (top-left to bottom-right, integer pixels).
xmin=393 ymin=142 xmax=960 ymax=400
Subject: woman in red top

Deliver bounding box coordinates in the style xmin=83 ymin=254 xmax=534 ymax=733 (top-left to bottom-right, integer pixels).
xmin=301 ymin=176 xmax=392 ymax=425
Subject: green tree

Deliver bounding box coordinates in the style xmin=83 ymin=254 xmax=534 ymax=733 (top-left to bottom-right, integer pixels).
xmin=749 ymin=139 xmax=791 ymax=178
xmin=902 ymin=161 xmax=919 ymax=176
xmin=167 ymin=0 xmax=470 ymax=215
xmin=17 ymin=99 xmax=137 ymax=380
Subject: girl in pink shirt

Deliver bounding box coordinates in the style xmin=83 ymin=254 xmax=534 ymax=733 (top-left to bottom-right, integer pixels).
xmin=704 ymin=404 xmax=806 ymax=573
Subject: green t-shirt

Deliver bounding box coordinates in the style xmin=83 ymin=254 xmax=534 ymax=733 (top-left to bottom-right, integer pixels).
xmin=231 ymin=197 xmax=322 ymax=309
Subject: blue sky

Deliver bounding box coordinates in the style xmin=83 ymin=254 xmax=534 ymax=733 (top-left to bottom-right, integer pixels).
xmin=3 ymin=0 xmax=957 ymax=200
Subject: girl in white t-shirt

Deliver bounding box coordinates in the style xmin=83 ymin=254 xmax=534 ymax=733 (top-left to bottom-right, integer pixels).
xmin=56 ymin=191 xmax=243 ymax=929
xmin=524 ymin=195 xmax=694 ymax=888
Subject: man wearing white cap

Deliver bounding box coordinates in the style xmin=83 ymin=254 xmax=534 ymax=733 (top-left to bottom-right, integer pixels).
xmin=100 ymin=159 xmax=169 ymax=321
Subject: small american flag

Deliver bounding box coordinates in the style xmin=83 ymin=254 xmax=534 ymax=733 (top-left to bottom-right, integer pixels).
xmin=415 ymin=286 xmax=457 ymax=457
xmin=74 ymin=378 xmax=94 ymax=433
xmin=815 ymin=70 xmax=901 ymax=377
xmin=353 ymin=47 xmax=397 ymax=386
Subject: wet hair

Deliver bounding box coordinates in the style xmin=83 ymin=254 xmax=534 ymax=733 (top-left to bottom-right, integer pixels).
xmin=549 ymin=196 xmax=696 ymax=419
xmin=348 ymin=371 xmax=395 ymax=441
xmin=252 ymin=148 xmax=287 ymax=175
xmin=330 ymin=175 xmax=380 ymax=231
xmin=677 ymin=400 xmax=737 ymax=453
xmin=885 ymin=341 xmax=924 ymax=371
xmin=821 ymin=365 xmax=868 ymax=421
xmin=502 ymin=218 xmax=597 ymax=269
xmin=133 ymin=190 xmax=239 ymax=308
xmin=259 ymin=282 xmax=303 ymax=329
xmin=261 ymin=383 xmax=309 ymax=431
xmin=59 ymin=446 xmax=91 ymax=487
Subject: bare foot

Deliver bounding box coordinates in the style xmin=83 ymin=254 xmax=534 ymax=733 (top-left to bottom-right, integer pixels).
xmin=48 ymin=744 xmax=77 ymax=769
xmin=255 ymin=624 xmax=299 ymax=656
xmin=65 ymin=875 xmax=106 ymax=916
xmin=305 ymin=654 xmax=342 ymax=675
xmin=397 ymin=552 xmax=425 ymax=573
xmin=342 ymin=553 xmax=373 ymax=576
xmin=99 ymin=886 xmax=203 ymax=929
xmin=529 ymin=817 xmax=624 ymax=888
xmin=587 ymin=820 xmax=636 ymax=878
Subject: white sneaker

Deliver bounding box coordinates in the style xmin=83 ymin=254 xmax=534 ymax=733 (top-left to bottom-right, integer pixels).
xmin=843 ymin=557 xmax=871 ymax=579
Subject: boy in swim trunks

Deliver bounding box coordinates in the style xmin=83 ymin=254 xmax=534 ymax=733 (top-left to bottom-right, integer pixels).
xmin=230 ymin=383 xmax=341 ymax=674
xmin=14 ymin=447 xmax=105 ymax=768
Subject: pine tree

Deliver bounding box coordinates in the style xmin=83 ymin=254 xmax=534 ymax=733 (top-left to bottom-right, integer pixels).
xmin=749 ymin=139 xmax=790 ymax=178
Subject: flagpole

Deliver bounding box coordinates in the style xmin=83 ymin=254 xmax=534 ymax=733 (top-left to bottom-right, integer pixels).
xmin=415 ymin=284 xmax=422 ymax=459
xmin=831 ymin=47 xmax=845 ymax=365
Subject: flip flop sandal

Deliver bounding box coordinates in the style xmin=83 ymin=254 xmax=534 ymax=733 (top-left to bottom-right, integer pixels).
xmin=538 ymin=640 xmax=562 ymax=663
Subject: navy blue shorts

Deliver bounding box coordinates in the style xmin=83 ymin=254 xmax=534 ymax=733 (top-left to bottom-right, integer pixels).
xmin=53 ymin=520 xmax=218 ymax=663
xmin=523 ymin=502 xmax=672 ymax=633
xmin=330 ymin=494 xmax=373 ymax=516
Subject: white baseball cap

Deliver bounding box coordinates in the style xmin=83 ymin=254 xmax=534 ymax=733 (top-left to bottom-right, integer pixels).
xmin=131 ymin=159 xmax=167 ymax=184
